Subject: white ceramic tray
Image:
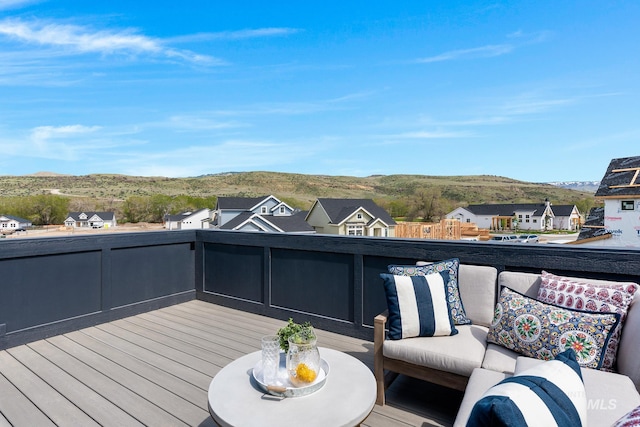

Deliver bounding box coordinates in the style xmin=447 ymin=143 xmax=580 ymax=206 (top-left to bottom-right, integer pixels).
xmin=252 ymin=354 xmax=330 ymax=398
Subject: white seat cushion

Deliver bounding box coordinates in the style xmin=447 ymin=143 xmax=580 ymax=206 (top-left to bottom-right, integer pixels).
xmin=383 ymin=324 xmax=488 ymax=377
xmin=481 ymin=343 xmax=519 ymax=374
xmin=453 ymin=368 xmax=510 ymax=427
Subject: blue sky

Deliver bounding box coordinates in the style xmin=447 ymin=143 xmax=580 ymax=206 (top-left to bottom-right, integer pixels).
xmin=0 ymin=1 xmax=638 ymax=182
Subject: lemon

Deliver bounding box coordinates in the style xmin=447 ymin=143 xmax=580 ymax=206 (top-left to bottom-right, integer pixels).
xmin=295 ymin=363 xmax=317 ymax=383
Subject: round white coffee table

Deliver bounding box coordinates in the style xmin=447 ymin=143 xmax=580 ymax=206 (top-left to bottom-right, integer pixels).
xmin=208 ymin=347 xmax=376 ymax=427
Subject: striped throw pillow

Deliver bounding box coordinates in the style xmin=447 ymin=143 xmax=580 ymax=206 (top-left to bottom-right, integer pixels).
xmin=380 ymin=271 xmax=458 ymax=340
xmin=467 ymin=349 xmax=587 ymax=427
xmin=387 ymin=258 xmax=471 ymax=325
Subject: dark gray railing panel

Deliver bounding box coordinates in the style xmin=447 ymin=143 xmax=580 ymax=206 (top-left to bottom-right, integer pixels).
xmin=0 ymin=231 xmax=197 ymax=350
xmin=203 ymin=243 xmax=264 ymax=303
xmin=271 ymin=248 xmax=354 ymax=322
xmin=111 ymin=242 xmax=195 ymax=308
xmin=0 ymin=251 xmax=102 ymax=333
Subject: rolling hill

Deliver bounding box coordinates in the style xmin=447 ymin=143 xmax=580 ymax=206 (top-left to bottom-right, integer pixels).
xmin=0 ymin=172 xmax=594 ymax=210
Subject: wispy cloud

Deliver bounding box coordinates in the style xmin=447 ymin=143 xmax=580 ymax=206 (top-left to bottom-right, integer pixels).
xmin=168 ymin=27 xmax=301 ymax=43
xmin=166 ymin=115 xmax=247 ymax=132
xmin=415 ymin=30 xmax=550 ymax=64
xmin=416 ymin=44 xmax=513 ymax=63
xmin=0 ymin=18 xmax=221 ymax=64
xmin=115 ymin=138 xmax=324 ymax=177
xmin=0 ymin=0 xmax=37 ymax=11
xmin=31 ymin=124 xmax=101 ymax=143
xmin=496 ymin=93 xmax=575 ymax=116
xmin=27 ymin=124 xmax=145 ymax=162
xmin=388 ymin=130 xmax=472 ymax=139
xmin=210 ymin=91 xmax=373 ymax=117
xmin=29 ymin=124 xmax=102 ymax=160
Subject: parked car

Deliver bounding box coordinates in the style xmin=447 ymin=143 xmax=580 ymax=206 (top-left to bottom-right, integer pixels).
xmin=489 ymin=235 xmax=519 ymax=242
xmin=518 ymin=234 xmax=540 ymax=243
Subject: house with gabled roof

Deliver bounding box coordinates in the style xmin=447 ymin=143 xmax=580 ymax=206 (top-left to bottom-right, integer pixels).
xmin=64 ymin=212 xmax=116 ymax=229
xmin=0 ymin=214 xmax=32 ymax=233
xmin=305 ymin=198 xmax=396 ymax=237
xmin=212 ymin=195 xmax=315 ymax=233
xmin=573 ymin=155 xmax=640 ymax=246
xmin=219 ymin=210 xmax=315 ymax=233
xmin=551 ymin=204 xmax=582 ymax=231
xmin=446 ymin=199 xmax=579 ymax=231
xmin=164 ymin=208 xmax=211 ymax=230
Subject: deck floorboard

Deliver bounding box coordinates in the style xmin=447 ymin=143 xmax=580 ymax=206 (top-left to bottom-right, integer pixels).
xmin=0 ymin=300 xmax=461 ymax=426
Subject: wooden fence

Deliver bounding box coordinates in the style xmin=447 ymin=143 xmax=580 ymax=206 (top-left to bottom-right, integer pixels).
xmin=395 ymin=220 xmax=490 ymax=241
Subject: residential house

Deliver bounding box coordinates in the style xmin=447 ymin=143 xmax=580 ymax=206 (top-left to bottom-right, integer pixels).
xmin=164 ymin=208 xmax=211 ymax=230
xmin=0 ymin=214 xmax=32 ymax=233
xmin=446 ymin=200 xmax=579 ymax=231
xmin=573 ymin=155 xmax=640 ymax=246
xmin=64 ymin=212 xmax=117 ymax=229
xmin=305 ymin=198 xmax=396 ymax=237
xmin=212 ymin=195 xmax=315 ymax=233
xmin=550 ymin=204 xmax=582 ymax=231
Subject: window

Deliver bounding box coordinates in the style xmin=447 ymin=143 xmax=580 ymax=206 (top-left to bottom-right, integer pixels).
xmin=622 ymin=200 xmax=635 ymax=211
xmin=347 ymin=225 xmax=363 ymax=236
xmin=261 ymin=206 xmax=268 ymax=214
xmin=279 ymin=206 xmax=285 ymax=214
xmin=356 ymin=213 xmax=363 ymax=220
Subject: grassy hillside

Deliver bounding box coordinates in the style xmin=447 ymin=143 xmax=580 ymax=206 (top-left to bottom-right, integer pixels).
xmin=0 ymin=172 xmax=593 ymax=210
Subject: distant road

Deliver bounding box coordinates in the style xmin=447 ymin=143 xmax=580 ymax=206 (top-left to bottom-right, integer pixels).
xmin=540 ymin=233 xmax=579 ymax=244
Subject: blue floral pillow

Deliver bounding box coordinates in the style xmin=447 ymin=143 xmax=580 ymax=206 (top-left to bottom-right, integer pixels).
xmin=387 ymin=258 xmax=471 ymax=325
xmin=487 ymin=287 xmax=621 ymax=369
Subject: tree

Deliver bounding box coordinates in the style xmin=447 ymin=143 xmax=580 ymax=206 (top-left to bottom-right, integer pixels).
xmin=7 ymin=195 xmax=70 ymax=225
xmin=574 ymin=198 xmax=597 ymax=221
xmin=123 ymin=196 xmax=153 ymax=223
xmin=387 ymin=200 xmax=409 ymax=218
xmin=407 ymin=188 xmax=445 ymax=222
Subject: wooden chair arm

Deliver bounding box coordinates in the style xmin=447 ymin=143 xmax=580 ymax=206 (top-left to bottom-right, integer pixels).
xmin=374 ymin=310 xmax=388 ymax=327
xmin=374 ymin=309 xmax=388 ymax=405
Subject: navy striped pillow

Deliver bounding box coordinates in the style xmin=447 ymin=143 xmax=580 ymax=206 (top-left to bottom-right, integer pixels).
xmin=380 ymin=271 xmax=458 ymax=339
xmin=467 ymin=349 xmax=587 ymax=427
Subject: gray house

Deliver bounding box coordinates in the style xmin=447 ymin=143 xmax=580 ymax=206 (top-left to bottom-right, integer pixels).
xmin=64 ymin=212 xmax=117 ymax=229
xmin=213 ymin=195 xmax=315 ymax=233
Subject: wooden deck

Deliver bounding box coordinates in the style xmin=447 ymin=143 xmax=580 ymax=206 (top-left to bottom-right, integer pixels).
xmin=0 ymin=300 xmax=463 ymax=426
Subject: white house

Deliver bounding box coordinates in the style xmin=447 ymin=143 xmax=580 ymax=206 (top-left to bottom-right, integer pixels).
xmin=164 ymin=208 xmax=211 ymax=230
xmin=447 ymin=201 xmax=553 ymax=231
xmin=64 ymin=212 xmax=117 ymax=229
xmin=212 ymin=195 xmax=315 ymax=233
xmin=550 ymin=205 xmax=582 ymax=231
xmin=574 ymin=156 xmax=640 ymax=246
xmin=0 ymin=214 xmax=32 ymax=233
xmin=446 ymin=200 xmax=579 ymax=231
xmin=305 ymin=198 xmax=396 ymax=237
